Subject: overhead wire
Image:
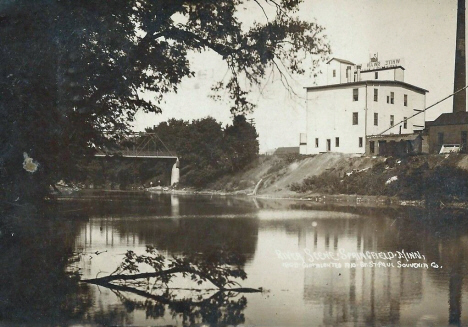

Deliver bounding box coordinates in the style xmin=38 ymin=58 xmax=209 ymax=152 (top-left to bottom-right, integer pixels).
xmin=376 ymin=84 xmax=468 ymax=136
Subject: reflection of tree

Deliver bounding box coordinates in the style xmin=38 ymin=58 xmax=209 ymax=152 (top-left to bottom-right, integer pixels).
xmin=84 ymin=247 xmax=259 ymax=326
xmin=112 ymin=288 xmax=248 ymax=326
xmin=108 ymin=217 xmax=259 ymax=261
xmin=0 ymin=205 xmax=92 ymax=324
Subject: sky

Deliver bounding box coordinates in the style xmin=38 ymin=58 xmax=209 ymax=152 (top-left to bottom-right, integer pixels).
xmin=133 ymin=0 xmax=460 ymax=153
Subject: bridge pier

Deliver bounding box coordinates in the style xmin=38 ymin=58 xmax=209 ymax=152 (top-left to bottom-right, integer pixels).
xmin=171 ymin=158 xmax=180 ymax=186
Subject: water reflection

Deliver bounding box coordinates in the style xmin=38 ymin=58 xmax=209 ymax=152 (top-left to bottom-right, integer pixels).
xmin=1 ymin=193 xmax=468 ymax=326
xmin=73 ymin=194 xmax=468 ymax=326
xmin=0 ymin=205 xmax=92 ymax=326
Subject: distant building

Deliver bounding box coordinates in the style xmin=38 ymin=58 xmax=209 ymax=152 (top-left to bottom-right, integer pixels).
xmin=425 ymin=0 xmax=467 ymax=154
xmin=427 ymin=112 xmax=468 ymax=153
xmin=301 ymin=56 xmax=428 ymax=155
xmin=274 ymin=147 xmax=300 ymax=156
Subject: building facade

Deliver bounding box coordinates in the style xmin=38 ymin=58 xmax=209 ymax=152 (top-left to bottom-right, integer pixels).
xmin=301 ymin=57 xmax=428 ymax=155
xmin=427 ymin=112 xmax=468 ymax=153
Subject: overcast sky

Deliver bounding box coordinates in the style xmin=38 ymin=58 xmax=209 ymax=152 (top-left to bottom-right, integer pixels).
xmin=133 ymin=0 xmax=461 ymax=153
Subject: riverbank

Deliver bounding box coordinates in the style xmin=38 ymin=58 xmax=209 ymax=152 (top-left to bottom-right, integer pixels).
xmin=54 ymin=152 xmax=468 ymax=210
xmin=203 ymin=152 xmax=468 ymax=208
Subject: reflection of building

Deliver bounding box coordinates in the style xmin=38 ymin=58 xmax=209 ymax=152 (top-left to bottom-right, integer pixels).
xmin=301 ymin=57 xmax=428 ymax=155
xmin=300 ymin=218 xmax=424 ymax=326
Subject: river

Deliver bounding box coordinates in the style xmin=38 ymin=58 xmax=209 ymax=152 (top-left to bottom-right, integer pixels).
xmin=0 ymin=191 xmax=467 ymax=326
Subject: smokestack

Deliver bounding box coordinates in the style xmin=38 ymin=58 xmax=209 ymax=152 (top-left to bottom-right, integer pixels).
xmin=453 ymin=0 xmax=466 ymax=113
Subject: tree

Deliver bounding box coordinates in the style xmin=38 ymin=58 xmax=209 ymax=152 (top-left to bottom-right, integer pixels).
xmin=146 ymin=116 xmax=259 ymax=187
xmin=224 ymin=115 xmax=259 ymax=172
xmin=0 ymin=0 xmax=330 ymax=202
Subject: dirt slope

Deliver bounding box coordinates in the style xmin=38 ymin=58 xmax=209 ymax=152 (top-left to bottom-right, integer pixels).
xmin=210 ymin=153 xmax=385 ymax=196
xmin=259 ymin=153 xmax=385 ymax=196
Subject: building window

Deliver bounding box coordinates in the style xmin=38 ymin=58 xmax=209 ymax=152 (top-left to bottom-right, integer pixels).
xmin=335 ymin=137 xmax=340 ymax=147
xmin=374 ymin=89 xmax=378 ymax=102
xmin=438 ymin=132 xmax=444 ymax=145
xmin=353 ymin=112 xmax=359 ymax=125
xmin=359 ymin=137 xmax=363 ymax=148
xmin=333 ymin=70 xmax=336 ymax=77
xmin=370 ymin=141 xmax=375 ymax=154
xmin=353 ymin=88 xmax=359 ymax=101
xmin=327 ymin=139 xmax=331 ymax=151
xmin=315 ymin=138 xmax=319 ymax=148
xmin=403 ymin=117 xmax=407 ymax=129
xmin=387 ymin=96 xmax=389 ymax=104
xmin=404 ymin=94 xmax=408 ymax=106
xmin=390 ymin=115 xmax=395 ymax=126
xmin=346 ymin=67 xmax=350 ymax=78
xmin=390 ymin=92 xmax=394 ymax=104
xmin=374 ymin=113 xmax=378 ymax=126
xmin=300 ymin=133 xmax=307 ymax=145
xmin=375 ymin=72 xmax=378 ymax=79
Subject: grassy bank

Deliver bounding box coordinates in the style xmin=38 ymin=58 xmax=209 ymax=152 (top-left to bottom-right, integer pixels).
xmin=208 ymin=153 xmax=468 ymax=207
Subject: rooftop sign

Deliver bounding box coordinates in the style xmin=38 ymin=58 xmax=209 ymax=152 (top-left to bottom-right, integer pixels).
xmin=361 ymin=54 xmax=404 ymax=71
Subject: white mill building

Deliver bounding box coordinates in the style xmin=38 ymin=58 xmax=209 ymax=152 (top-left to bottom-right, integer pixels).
xmin=300 ymin=57 xmax=428 ymax=155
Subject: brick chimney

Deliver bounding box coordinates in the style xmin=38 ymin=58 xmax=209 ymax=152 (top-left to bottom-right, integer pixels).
xmin=453 ymin=0 xmax=466 ymax=113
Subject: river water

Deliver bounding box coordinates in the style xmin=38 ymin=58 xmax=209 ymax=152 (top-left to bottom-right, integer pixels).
xmin=1 ymin=191 xmax=468 ymax=326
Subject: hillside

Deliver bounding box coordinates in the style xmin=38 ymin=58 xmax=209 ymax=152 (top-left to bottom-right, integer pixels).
xmin=209 ymin=153 xmax=468 ymax=205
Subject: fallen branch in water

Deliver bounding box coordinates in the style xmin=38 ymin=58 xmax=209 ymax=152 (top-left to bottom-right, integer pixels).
xmin=82 ymin=246 xmax=262 ymax=293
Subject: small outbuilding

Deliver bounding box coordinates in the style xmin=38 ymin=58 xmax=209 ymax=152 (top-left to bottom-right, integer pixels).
xmin=366 ymin=133 xmax=423 ymax=156
xmin=274 ymin=147 xmax=300 ymax=157
xmin=426 ymin=112 xmax=468 ymax=153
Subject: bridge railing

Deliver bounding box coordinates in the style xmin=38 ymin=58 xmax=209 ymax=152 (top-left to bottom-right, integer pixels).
xmin=95 ymin=149 xmax=177 ymax=158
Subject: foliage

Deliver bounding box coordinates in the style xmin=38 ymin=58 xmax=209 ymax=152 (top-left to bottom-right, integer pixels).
xmin=146 ymin=116 xmax=259 ymax=187
xmin=0 ymin=0 xmax=330 ymax=202
xmin=84 ymin=246 xmax=258 ymax=326
xmin=116 ymin=289 xmax=248 ymax=326
xmin=224 ymin=115 xmax=259 ymax=172
xmin=289 ymin=157 xmax=468 ymax=206
xmin=112 ymin=246 xmax=248 ymax=289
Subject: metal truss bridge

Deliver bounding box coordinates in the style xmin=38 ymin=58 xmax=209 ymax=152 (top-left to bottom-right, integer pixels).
xmin=94 ymin=132 xmax=178 ymax=159
xmin=94 ymin=132 xmax=180 ymax=185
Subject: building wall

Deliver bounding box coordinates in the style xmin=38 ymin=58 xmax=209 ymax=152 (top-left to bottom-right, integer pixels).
xmin=327 ymin=60 xmax=354 ymax=85
xmin=327 ymin=60 xmax=342 ymax=85
xmin=360 ymin=68 xmax=404 ymax=82
xmin=306 ymin=85 xmax=367 ymax=154
xmin=394 ymin=68 xmax=404 ymax=82
xmin=366 ymin=84 xmax=426 ymax=136
xmin=304 ymin=84 xmax=426 ymax=155
xmin=428 ymin=124 xmax=468 ymax=153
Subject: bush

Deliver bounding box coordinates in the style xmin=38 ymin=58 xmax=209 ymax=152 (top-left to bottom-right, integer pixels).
xmin=288 ymin=158 xmax=468 ymax=204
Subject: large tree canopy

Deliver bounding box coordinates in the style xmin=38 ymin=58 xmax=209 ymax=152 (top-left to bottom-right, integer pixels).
xmin=0 ymin=0 xmax=330 ymax=202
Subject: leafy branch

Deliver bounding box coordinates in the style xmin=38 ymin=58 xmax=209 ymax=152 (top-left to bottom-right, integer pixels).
xmin=83 ymin=246 xmax=261 ymax=293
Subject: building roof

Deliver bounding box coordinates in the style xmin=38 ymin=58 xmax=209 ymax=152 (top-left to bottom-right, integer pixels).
xmin=305 ymin=80 xmax=428 ymax=94
xmin=367 ymin=133 xmax=421 ymax=142
xmin=274 ymin=147 xmax=300 ymax=155
xmin=326 ymin=57 xmax=355 ymax=65
xmin=360 ymin=66 xmax=405 ymax=73
xmin=430 ymin=111 xmax=468 ymax=126
xmin=425 ymin=120 xmax=435 ymax=128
